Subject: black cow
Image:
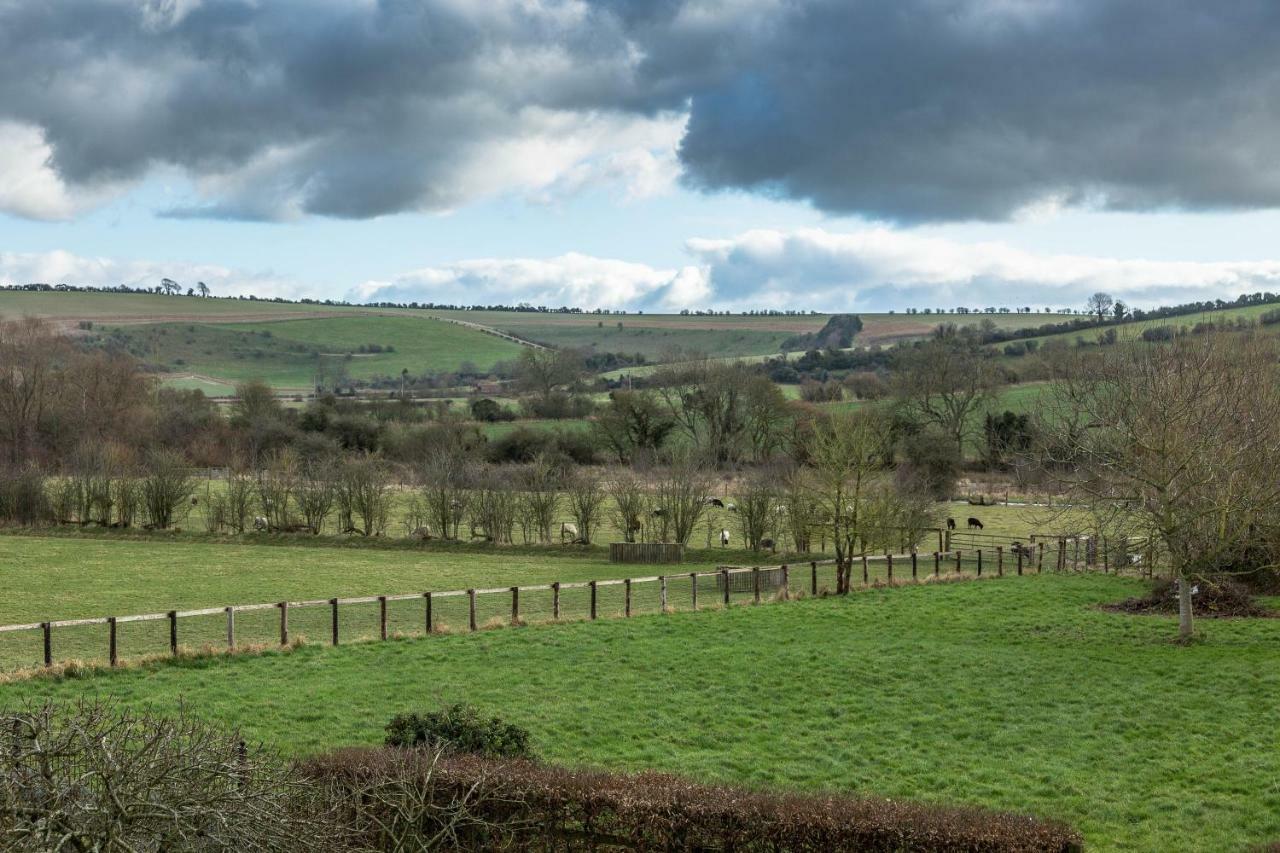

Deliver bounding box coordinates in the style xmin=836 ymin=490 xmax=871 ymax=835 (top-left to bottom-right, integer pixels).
xmin=946 ymin=518 xmax=956 ymax=530
xmin=967 ymin=517 xmax=983 ymax=530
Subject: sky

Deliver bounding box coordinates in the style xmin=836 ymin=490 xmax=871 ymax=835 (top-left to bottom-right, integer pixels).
xmin=3 ymin=0 xmax=1280 ymax=313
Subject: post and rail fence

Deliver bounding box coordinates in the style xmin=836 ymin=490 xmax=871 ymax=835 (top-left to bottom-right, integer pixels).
xmin=0 ymin=538 xmax=1160 ymax=674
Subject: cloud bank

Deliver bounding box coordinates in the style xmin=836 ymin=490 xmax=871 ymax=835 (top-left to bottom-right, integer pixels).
xmin=10 ymin=228 xmax=1280 ymax=313
xmin=4 ymin=1 xmax=1280 ymax=221
xmin=353 ymin=228 xmax=1280 ymax=312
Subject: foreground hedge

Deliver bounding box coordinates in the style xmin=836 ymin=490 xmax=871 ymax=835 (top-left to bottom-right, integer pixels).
xmin=301 ymin=748 xmax=1083 ymax=852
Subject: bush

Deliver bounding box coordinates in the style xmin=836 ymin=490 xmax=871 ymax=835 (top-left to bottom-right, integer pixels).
xmin=385 ymin=704 xmax=535 ymax=759
xmin=897 ymin=428 xmax=961 ymax=500
xmin=0 ymin=466 xmax=51 ymax=526
xmin=304 ymin=749 xmax=1084 ymax=852
xmin=0 ymin=701 xmax=331 ymax=852
xmin=1140 ymin=325 xmax=1175 ymax=342
xmin=1261 ymin=309 xmax=1280 ymax=326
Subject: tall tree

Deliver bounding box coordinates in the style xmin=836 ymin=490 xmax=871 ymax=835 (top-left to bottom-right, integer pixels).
xmin=1086 ymin=292 xmax=1114 ymax=322
xmin=893 ymin=330 xmax=999 ymax=459
xmin=1042 ymin=331 xmax=1280 ymax=640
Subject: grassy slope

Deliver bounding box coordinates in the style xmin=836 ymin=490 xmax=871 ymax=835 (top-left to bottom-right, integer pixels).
xmin=98 ymin=316 xmax=526 ymax=390
xmin=3 ymin=574 xmax=1277 ymax=851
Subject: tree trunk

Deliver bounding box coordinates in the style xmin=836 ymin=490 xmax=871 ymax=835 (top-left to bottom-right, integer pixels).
xmin=1177 ymin=574 xmax=1194 ymax=641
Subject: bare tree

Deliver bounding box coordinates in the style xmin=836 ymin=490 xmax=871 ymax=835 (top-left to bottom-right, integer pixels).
xmin=734 ymin=470 xmax=778 ymax=551
xmin=1042 ymin=331 xmax=1280 ymax=640
xmin=294 ymin=456 xmax=337 ymax=534
xmin=1086 ymin=291 xmax=1114 ymax=322
xmin=780 ymin=467 xmax=820 ymax=553
xmin=139 ymin=449 xmax=195 ymax=529
xmin=256 ymin=449 xmax=299 ymax=531
xmin=0 ymin=318 xmax=67 ymax=464
xmin=894 ymin=330 xmax=1000 ymax=458
xmin=419 ymin=452 xmax=472 ymax=540
xmin=516 ymin=456 xmax=561 ymax=543
xmin=652 ymin=453 xmax=713 ymax=545
xmin=606 ymin=472 xmax=649 ymax=543
xmin=471 ymin=467 xmax=517 ymax=543
xmin=565 ymin=468 xmax=606 ymax=544
xmin=806 ymin=410 xmax=892 ymax=593
xmin=335 ymin=454 xmax=393 ymax=536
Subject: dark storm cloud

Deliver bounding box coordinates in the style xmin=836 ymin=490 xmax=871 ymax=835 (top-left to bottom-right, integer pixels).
xmin=674 ymin=0 xmax=1280 ymax=221
xmin=3 ymin=0 xmax=1280 ymax=221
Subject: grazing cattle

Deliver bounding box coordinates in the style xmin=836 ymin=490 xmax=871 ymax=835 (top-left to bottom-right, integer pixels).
xmin=253 ymin=516 xmax=269 ymax=531
xmin=719 ymin=529 xmax=730 ymax=547
xmin=561 ymin=522 xmax=580 ymax=542
xmin=967 ymin=517 xmax=983 ymax=530
xmin=705 ymin=497 xmax=725 ymax=508
xmin=758 ymin=537 xmax=776 ymax=552
xmin=946 ymin=518 xmax=956 ymax=530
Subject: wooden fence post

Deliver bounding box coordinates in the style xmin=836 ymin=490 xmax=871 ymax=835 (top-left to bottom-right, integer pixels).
xmin=886 ymin=553 xmax=894 ymax=582
xmin=911 ymin=551 xmax=918 ymax=580
xmin=225 ymin=607 xmax=235 ymax=650
xmin=378 ymin=596 xmax=388 ymax=640
xmin=721 ymin=569 xmax=730 ymax=606
xmin=997 ymin=546 xmax=1003 ymax=577
xmin=753 ymin=567 xmax=761 ymax=603
xmin=108 ymin=617 xmax=118 ymax=667
xmin=861 ymin=554 xmax=869 ymax=585
xmin=589 ymin=581 xmax=598 ymax=620
xmin=552 ymin=582 xmax=561 ymax=619
xmin=810 ymin=561 xmax=817 ymax=595
xmin=468 ymin=589 xmax=477 ymax=631
xmin=625 ymin=579 xmax=632 ymax=617
xmin=659 ymin=576 xmax=667 ymax=612
xmin=691 ymin=572 xmax=698 ymax=610
xmin=977 ymin=549 xmax=983 ymax=577
xmin=278 ymin=602 xmax=288 ymax=646
xmin=934 ymin=551 xmax=940 ymax=577
xmin=1074 ymin=536 xmax=1081 ymax=569
xmin=937 ymin=528 xmax=944 ymax=552
xmin=1017 ymin=548 xmax=1024 ymax=576
xmin=955 ymin=550 xmax=962 ymax=574
xmin=168 ymin=610 xmax=178 ymax=655
xmin=330 ymin=598 xmax=339 ymax=645
xmin=424 ymin=592 xmax=433 ymax=634
xmin=1103 ymin=538 xmax=1109 ymax=573
xmin=781 ymin=564 xmax=790 ymax=594
xmin=42 ymin=622 xmax=51 ymax=668
xmin=1037 ymin=542 xmax=1045 ymax=573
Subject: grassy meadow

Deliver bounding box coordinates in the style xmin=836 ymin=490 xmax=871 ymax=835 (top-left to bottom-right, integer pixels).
xmin=3 ymin=574 xmax=1277 ymax=851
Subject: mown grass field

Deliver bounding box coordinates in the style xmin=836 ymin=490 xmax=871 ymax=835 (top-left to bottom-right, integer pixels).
xmin=3 ymin=574 xmax=1277 ymax=851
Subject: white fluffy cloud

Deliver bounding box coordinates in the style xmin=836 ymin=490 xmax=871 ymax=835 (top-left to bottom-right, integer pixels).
xmin=12 ymin=229 xmax=1280 ymax=314
xmin=0 ymin=122 xmax=118 ymax=221
xmin=353 ymin=253 xmax=705 ymax=311
xmin=684 ymin=228 xmax=1280 ymax=311
xmin=0 ymin=250 xmax=302 ymax=300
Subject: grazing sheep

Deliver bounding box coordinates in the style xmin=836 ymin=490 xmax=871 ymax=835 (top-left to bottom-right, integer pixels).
xmin=946 ymin=518 xmax=956 ymax=530
xmin=719 ymin=529 xmax=730 ymax=547
xmin=725 ymin=502 xmax=738 ymax=512
xmin=705 ymin=497 xmax=725 ymax=508
xmin=967 ymin=517 xmax=983 ymax=530
xmin=410 ymin=526 xmax=433 ymax=541
xmin=561 ymin=522 xmax=580 ymax=543
xmin=652 ymin=508 xmax=667 ymax=518
xmin=252 ymin=516 xmax=269 ymax=531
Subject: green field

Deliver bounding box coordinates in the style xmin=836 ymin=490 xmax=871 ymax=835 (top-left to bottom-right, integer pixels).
xmin=96 ymin=315 xmax=525 ymax=390
xmin=3 ymin=574 xmax=1277 ymax=851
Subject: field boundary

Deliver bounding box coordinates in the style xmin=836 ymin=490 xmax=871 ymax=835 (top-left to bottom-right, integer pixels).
xmin=0 ymin=539 xmax=1119 ymax=673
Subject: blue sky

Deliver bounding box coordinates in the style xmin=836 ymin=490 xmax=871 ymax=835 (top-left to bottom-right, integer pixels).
xmin=4 ymin=1 xmax=1280 ymax=312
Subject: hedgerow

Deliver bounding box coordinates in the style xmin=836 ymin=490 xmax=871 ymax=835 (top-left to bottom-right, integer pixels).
xmin=302 ymin=748 xmax=1083 ymax=852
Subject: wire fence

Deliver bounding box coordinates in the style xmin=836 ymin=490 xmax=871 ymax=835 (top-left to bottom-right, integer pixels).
xmin=0 ymin=538 xmax=1154 ymax=674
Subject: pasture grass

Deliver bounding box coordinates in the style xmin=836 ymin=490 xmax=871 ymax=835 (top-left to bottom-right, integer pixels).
xmin=96 ymin=315 xmax=524 ymax=388
xmin=2 ymin=573 xmax=1277 ymax=851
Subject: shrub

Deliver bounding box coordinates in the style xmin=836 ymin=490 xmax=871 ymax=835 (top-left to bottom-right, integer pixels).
xmin=1140 ymin=325 xmax=1175 ymax=342
xmin=0 ymin=701 xmax=332 ymax=852
xmin=303 ymin=749 xmax=1084 ymax=852
xmin=1261 ymin=309 xmax=1280 ymax=326
xmin=385 ymin=704 xmax=535 ymax=760
xmin=0 ymin=466 xmax=51 ymax=526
